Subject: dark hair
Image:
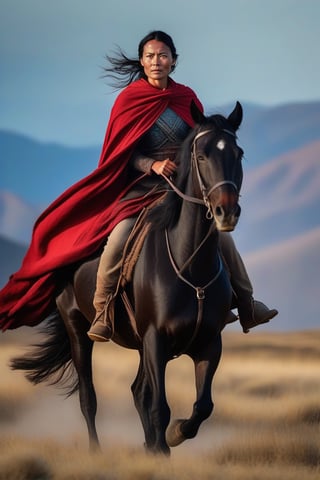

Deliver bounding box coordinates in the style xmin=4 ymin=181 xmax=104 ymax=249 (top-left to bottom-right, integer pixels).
xmin=102 ymin=30 xmax=178 ymax=90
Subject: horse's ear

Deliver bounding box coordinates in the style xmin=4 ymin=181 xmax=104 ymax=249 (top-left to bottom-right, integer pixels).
xmin=227 ymin=101 xmax=243 ymax=131
xmin=190 ymin=99 xmax=206 ymax=124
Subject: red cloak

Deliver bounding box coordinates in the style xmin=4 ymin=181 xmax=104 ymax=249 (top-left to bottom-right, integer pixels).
xmin=0 ymin=78 xmax=203 ymax=330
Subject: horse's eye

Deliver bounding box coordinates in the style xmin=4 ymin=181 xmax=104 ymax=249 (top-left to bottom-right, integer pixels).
xmin=197 ymin=155 xmax=205 ymax=162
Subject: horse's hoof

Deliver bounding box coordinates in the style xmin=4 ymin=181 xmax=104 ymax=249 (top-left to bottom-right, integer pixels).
xmin=166 ymin=419 xmax=186 ymax=447
xmin=144 ymin=442 xmax=171 ymax=456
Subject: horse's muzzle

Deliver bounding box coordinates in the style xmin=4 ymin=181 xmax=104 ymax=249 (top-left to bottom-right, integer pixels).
xmin=213 ymin=202 xmax=241 ymax=232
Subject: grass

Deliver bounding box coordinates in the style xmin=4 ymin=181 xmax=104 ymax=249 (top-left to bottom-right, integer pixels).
xmin=0 ymin=435 xmax=319 ymax=480
xmin=0 ymin=328 xmax=319 ymax=479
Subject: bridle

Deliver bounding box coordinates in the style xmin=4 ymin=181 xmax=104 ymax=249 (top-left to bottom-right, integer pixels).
xmin=161 ymin=126 xmax=240 ymax=357
xmin=162 ymin=127 xmax=239 ymax=220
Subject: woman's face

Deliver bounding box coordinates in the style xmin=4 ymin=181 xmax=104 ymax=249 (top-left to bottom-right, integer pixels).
xmin=140 ymin=40 xmax=175 ymax=89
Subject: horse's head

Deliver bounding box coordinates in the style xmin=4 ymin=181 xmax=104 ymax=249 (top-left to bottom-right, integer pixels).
xmin=190 ymin=101 xmax=243 ymax=232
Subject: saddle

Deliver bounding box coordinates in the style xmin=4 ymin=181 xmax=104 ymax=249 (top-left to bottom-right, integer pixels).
xmin=120 ymin=209 xmax=152 ymax=288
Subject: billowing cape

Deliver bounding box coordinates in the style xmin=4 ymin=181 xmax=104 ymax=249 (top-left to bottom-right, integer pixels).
xmin=0 ymin=78 xmax=203 ymax=330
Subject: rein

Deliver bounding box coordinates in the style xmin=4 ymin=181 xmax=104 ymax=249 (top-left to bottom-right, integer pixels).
xmin=165 ymin=226 xmax=223 ymax=298
xmin=161 ymin=128 xmax=238 ymax=219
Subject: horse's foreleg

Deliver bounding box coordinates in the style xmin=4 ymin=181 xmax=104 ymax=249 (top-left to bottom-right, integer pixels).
xmin=142 ymin=326 xmax=171 ymax=455
xmin=166 ymin=333 xmax=222 ymax=447
xmin=56 ymin=285 xmax=100 ymax=452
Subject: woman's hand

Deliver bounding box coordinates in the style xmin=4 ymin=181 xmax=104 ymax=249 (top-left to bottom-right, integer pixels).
xmin=151 ymin=158 xmax=177 ymax=176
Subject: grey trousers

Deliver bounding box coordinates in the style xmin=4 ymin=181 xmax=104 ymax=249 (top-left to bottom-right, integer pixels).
xmin=93 ymin=217 xmax=137 ymax=312
xmin=93 ymin=218 xmax=253 ymax=313
xmin=219 ymin=230 xmax=253 ymax=302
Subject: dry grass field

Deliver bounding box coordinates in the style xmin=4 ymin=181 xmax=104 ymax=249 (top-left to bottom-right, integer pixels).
xmin=0 ymin=327 xmax=319 ymax=479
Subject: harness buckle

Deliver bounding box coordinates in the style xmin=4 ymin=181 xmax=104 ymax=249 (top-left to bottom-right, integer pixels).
xmin=196 ymin=288 xmax=205 ymax=300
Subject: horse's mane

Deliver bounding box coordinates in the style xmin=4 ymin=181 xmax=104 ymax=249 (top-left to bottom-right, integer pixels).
xmin=147 ymin=128 xmax=193 ymax=230
xmin=148 ymin=113 xmax=233 ymax=230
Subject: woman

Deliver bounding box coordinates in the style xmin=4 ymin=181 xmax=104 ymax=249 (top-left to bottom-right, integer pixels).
xmin=86 ymin=31 xmax=278 ymax=341
xmin=0 ymin=31 xmax=277 ymax=338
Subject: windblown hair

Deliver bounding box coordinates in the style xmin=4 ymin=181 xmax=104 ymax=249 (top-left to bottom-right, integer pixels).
xmin=102 ymin=30 xmax=178 ymax=90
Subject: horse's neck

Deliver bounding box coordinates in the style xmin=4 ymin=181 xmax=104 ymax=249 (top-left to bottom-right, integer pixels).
xmin=168 ymin=200 xmax=219 ymax=278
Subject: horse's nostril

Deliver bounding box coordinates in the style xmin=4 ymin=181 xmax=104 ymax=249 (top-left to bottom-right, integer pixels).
xmin=215 ymin=204 xmax=241 ymax=219
xmin=215 ymin=206 xmax=223 ymax=217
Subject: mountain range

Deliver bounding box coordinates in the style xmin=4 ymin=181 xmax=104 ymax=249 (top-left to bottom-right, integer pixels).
xmin=1 ymin=101 xmax=319 ymax=331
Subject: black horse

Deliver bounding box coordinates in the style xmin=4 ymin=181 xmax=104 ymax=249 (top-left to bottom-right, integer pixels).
xmin=12 ymin=101 xmax=244 ymax=455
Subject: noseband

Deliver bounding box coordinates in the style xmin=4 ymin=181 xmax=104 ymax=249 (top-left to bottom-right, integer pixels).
xmin=191 ymin=129 xmax=239 ymax=219
xmin=162 ymin=127 xmax=239 ymax=219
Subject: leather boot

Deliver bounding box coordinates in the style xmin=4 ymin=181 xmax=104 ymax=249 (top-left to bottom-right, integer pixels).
xmin=225 ymin=310 xmax=238 ymax=325
xmin=238 ymin=298 xmax=278 ymax=334
xmin=87 ymin=293 xmax=115 ymax=342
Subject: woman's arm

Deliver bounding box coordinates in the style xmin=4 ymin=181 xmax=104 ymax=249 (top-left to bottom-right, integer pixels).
xmin=131 ymin=151 xmax=177 ymax=177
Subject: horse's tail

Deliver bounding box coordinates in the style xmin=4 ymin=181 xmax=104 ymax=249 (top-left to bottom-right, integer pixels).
xmin=10 ymin=309 xmax=79 ymax=396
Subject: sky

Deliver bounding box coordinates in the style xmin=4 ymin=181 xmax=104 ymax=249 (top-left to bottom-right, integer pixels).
xmin=1 ymin=0 xmax=320 ymax=146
